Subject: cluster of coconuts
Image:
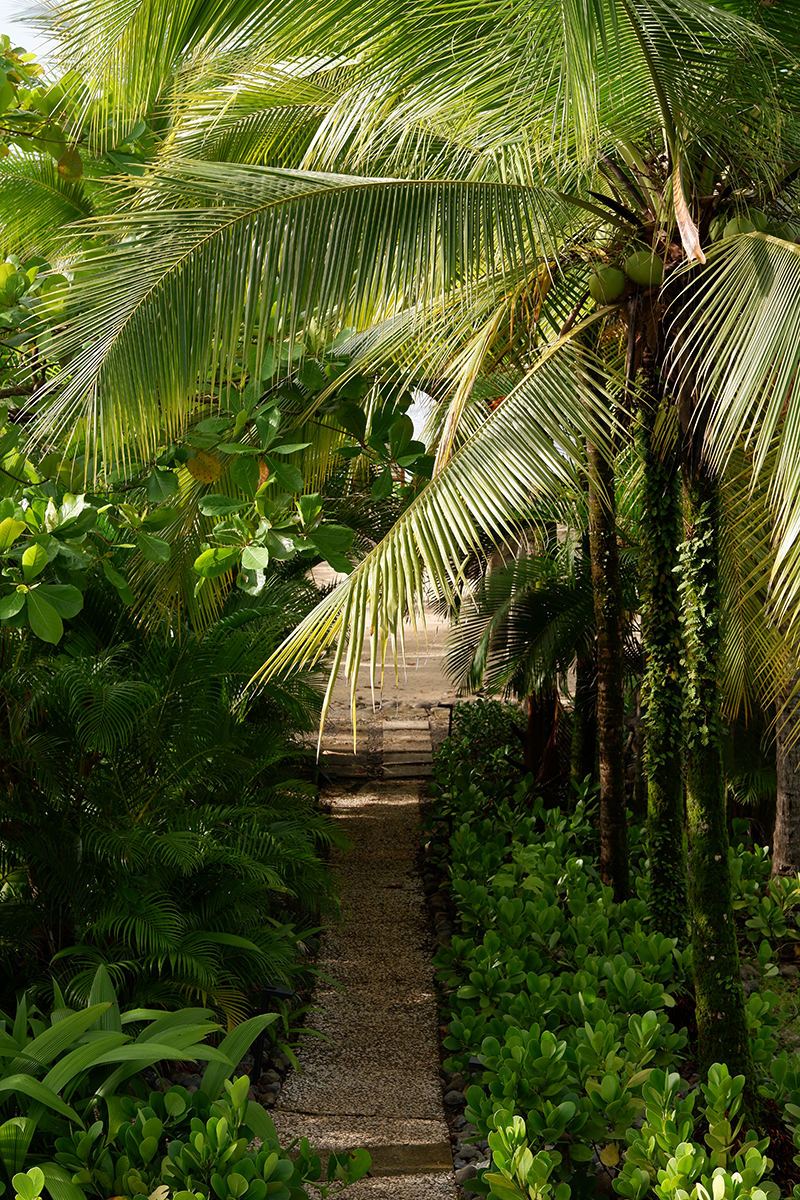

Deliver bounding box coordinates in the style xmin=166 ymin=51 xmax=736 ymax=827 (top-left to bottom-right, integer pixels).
xmin=588 ymin=248 xmax=664 ymax=304
xmin=708 ymin=207 xmax=794 ymax=241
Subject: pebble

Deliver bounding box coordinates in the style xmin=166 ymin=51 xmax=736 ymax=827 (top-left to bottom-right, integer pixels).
xmin=458 ymin=1145 xmax=480 ymax=1161
xmin=454 ymin=1164 xmax=478 ymax=1186
xmin=453 ymin=1114 xmax=467 ymax=1130
xmin=172 ymin=1072 xmax=203 ymax=1088
xmin=444 ymin=1089 xmax=467 ymax=1107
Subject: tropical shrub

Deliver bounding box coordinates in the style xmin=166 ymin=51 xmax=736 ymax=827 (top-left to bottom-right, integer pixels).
xmin=0 ymin=966 xmax=281 ymax=1195
xmin=429 ymin=702 xmax=794 ymax=1200
xmin=0 ymin=578 xmax=345 ymax=1017
xmin=9 ymin=1074 xmax=368 ymax=1200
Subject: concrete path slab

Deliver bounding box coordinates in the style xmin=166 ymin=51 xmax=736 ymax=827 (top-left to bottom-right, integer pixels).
xmin=274 ymin=594 xmax=457 ymax=1195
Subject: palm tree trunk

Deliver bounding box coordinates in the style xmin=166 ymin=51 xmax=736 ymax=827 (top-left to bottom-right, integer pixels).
xmin=587 ymin=438 xmax=629 ymax=900
xmin=570 ymin=650 xmax=597 ymax=794
xmin=773 ymin=674 xmax=800 ymax=877
xmin=639 ymin=410 xmax=687 ymax=940
xmin=681 ymin=466 xmax=754 ymax=1088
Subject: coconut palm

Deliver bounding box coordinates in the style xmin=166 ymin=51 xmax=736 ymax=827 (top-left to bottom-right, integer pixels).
xmin=15 ymin=0 xmax=800 ymax=1087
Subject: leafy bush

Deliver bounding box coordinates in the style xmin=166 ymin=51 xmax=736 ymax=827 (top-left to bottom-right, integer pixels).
xmin=0 ymin=966 xmax=281 ymax=1196
xmin=11 ymin=1075 xmax=368 ymax=1200
xmin=429 ymin=702 xmax=793 ymax=1200
xmin=0 ymin=581 xmax=344 ymax=1019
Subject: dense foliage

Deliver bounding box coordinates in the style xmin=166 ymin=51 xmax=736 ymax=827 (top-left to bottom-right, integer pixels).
xmin=429 ymin=703 xmax=800 ymax=1200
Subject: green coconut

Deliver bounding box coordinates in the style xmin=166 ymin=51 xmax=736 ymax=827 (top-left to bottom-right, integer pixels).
xmin=709 ymin=215 xmax=726 ymax=242
xmin=624 ymin=250 xmax=664 ymax=288
xmin=588 ymin=266 xmax=626 ymax=304
xmin=747 ymin=208 xmax=768 ymax=232
xmin=722 ymin=216 xmax=756 ymax=238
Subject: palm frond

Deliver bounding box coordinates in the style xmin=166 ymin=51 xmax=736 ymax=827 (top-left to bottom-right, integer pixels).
xmin=36 ymin=161 xmax=576 ymax=460
xmin=255 ymin=333 xmax=614 ymax=728
xmin=672 ymin=235 xmax=800 ymax=639
xmin=0 ymin=153 xmax=95 ymax=260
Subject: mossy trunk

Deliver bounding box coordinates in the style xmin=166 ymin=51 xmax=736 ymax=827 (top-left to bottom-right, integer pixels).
xmin=570 ymin=650 xmax=597 ymax=794
xmin=587 ymin=439 xmax=629 ymax=901
xmin=681 ymin=468 xmax=754 ymax=1087
xmin=639 ymin=409 xmax=687 ymax=941
xmin=773 ymin=673 xmax=800 ymax=877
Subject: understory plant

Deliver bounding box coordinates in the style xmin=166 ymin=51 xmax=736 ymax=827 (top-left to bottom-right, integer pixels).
xmin=0 ymin=578 xmax=345 ymax=1018
xmin=430 ymin=701 xmax=800 ymax=1200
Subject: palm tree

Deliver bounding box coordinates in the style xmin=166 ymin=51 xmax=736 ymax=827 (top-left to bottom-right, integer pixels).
xmin=15 ymin=0 xmax=800 ymax=1089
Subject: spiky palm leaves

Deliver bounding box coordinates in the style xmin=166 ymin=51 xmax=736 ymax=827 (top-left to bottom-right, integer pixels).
xmin=0 ymin=578 xmax=342 ymax=1019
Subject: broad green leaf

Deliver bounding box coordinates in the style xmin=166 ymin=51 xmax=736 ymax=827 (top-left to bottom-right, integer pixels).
xmin=0 ymin=591 xmax=25 ymax=619
xmin=265 ymin=459 xmax=303 ymax=493
xmin=308 ymin=525 xmax=353 ymax=554
xmin=35 ymin=585 xmax=83 ymax=619
xmin=255 ymin=408 xmax=281 ymax=449
xmin=145 ymin=466 xmax=180 ymax=503
xmin=0 ymin=1078 xmax=79 ymax=1123
xmin=137 ymin=531 xmax=171 ymax=563
xmin=21 ymin=543 xmax=48 ymax=581
xmin=140 ymin=506 xmax=180 ymax=531
xmin=39 ymin=1163 xmax=87 ymax=1200
xmin=231 ymin=454 xmax=260 ymax=496
xmin=26 ymin=592 xmax=63 ymax=643
xmin=199 ymin=1014 xmax=279 ymax=1101
xmin=241 ymin=544 xmax=270 ymax=570
xmin=0 ymin=1118 xmax=36 ymax=1177
xmin=337 ymin=403 xmax=367 ymax=443
xmin=243 ymin=1102 xmax=278 ymax=1146
xmin=193 ymin=547 xmax=241 ymax=578
xmin=270 ymin=443 xmax=310 ymax=455
xmin=296 ymin=495 xmax=323 ymax=526
xmin=198 ymin=495 xmax=248 ymax=517
xmin=88 ymin=966 xmax=122 ymax=1033
xmin=102 ymin=561 xmax=135 ymax=605
xmin=42 ymin=1035 xmax=129 ymax=1096
xmin=8 ymin=1003 xmax=112 ymax=1073
xmin=370 ymin=465 xmax=393 ymax=500
xmin=0 ymin=517 xmax=26 ymax=551
xmin=265 ymin=532 xmax=294 ymax=560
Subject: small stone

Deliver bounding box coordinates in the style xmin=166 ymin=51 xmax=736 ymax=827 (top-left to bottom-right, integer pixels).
xmin=459 ymin=1145 xmax=480 ymax=1161
xmin=779 ymin=963 xmax=799 ymax=977
xmin=247 ymin=1087 xmax=258 ymax=1102
xmin=444 ymin=1089 xmax=467 ymax=1107
xmin=260 ymin=1070 xmax=281 ymax=1086
xmin=455 ymin=1164 xmax=478 ymax=1186
xmin=453 ymin=1114 xmax=467 ymax=1130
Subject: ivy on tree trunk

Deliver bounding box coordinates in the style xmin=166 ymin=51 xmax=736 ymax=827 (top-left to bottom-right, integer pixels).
xmin=773 ymin=674 xmax=800 ymax=877
xmin=639 ymin=407 xmax=687 ymax=941
xmin=680 ymin=468 xmax=754 ymax=1091
xmin=587 ymin=438 xmax=629 ymax=901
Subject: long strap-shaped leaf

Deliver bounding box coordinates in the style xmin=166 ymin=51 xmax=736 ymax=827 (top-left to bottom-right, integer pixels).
xmin=37 ymin=160 xmax=575 ymax=460
xmin=671 ymin=234 xmax=800 ymax=636
xmin=252 ymin=325 xmax=613 ymax=742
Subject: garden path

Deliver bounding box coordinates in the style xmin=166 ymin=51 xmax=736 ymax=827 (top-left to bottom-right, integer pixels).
xmin=271 ymin=601 xmax=458 ymax=1199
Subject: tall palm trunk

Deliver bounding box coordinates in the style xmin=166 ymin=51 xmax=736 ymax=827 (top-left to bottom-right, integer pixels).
xmin=587 ymin=438 xmax=629 ymax=900
xmin=773 ymin=673 xmax=800 ymax=877
xmin=639 ymin=409 xmax=687 ymax=940
xmin=570 ymin=650 xmax=597 ymax=794
xmin=681 ymin=465 xmax=754 ymax=1088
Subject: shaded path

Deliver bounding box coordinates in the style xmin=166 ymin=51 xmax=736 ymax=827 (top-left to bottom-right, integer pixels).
xmin=271 ymin=615 xmax=458 ymax=1197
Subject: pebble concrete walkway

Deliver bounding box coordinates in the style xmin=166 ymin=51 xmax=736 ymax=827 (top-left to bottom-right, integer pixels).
xmin=271 ymin=606 xmax=458 ymax=1199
